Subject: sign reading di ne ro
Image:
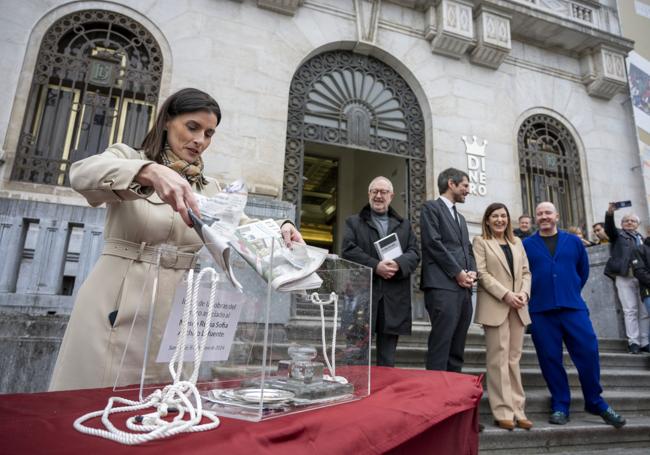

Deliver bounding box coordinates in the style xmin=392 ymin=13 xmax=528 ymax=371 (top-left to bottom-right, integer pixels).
xmin=462 ymin=136 xmax=488 ymax=196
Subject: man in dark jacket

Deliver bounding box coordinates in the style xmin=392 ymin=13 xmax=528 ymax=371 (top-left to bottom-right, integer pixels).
xmin=342 ymin=176 xmax=420 ymax=366
xmin=514 ymin=214 xmax=533 ymax=239
xmin=604 ymin=205 xmax=649 ymax=354
xmin=420 ymin=168 xmax=476 ymax=372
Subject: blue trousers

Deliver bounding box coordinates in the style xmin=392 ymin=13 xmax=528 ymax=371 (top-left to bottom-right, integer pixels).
xmin=529 ymin=308 xmax=608 ymax=415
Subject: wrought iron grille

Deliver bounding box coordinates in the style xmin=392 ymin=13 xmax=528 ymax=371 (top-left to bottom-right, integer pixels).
xmin=518 ymin=114 xmax=585 ymax=229
xmin=12 ymin=10 xmax=162 ymax=185
xmin=283 ymin=50 xmax=426 ymax=235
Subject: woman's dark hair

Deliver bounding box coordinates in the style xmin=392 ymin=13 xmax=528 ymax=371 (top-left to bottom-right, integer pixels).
xmin=481 ymin=202 xmax=515 ymax=242
xmin=141 ymin=88 xmax=221 ymax=161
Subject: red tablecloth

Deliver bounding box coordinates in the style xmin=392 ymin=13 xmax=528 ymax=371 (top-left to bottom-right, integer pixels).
xmin=1 ymin=367 xmax=482 ymax=455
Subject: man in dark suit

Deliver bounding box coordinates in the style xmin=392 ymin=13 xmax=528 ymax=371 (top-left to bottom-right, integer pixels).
xmin=420 ymin=168 xmax=476 ymax=372
xmin=342 ymin=176 xmax=420 ymax=366
xmin=523 ymin=201 xmax=625 ymax=428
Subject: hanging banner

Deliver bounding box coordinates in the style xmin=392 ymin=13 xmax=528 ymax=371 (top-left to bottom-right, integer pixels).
xmin=628 ymin=51 xmax=650 ymax=135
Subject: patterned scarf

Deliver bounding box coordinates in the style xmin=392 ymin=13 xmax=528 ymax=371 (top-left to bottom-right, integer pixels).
xmin=160 ymin=145 xmax=208 ymax=190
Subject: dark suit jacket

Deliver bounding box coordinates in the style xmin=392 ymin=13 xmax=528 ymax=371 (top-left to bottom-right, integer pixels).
xmin=420 ymin=198 xmax=476 ymax=291
xmin=604 ymin=211 xmax=643 ymax=277
xmin=523 ymin=230 xmax=589 ymax=313
xmin=342 ymin=204 xmax=420 ymax=335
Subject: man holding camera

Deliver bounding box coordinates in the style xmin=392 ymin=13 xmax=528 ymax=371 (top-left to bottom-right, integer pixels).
xmin=605 ymin=203 xmax=650 ymax=354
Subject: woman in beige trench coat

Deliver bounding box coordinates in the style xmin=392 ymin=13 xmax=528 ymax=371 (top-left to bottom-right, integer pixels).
xmin=473 ymin=202 xmax=533 ymax=431
xmin=49 ymin=88 xmax=302 ymax=391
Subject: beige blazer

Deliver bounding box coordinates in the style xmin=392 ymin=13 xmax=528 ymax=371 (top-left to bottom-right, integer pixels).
xmin=49 ymin=143 xmax=222 ymax=391
xmin=473 ymin=236 xmax=532 ymax=327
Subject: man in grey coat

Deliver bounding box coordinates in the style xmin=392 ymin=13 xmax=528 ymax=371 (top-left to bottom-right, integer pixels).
xmin=342 ymin=176 xmax=420 ymax=366
xmin=420 ymin=168 xmax=476 ymax=372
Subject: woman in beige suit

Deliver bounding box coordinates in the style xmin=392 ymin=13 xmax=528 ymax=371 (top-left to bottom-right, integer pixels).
xmin=473 ymin=202 xmax=532 ymax=430
xmin=49 ymin=88 xmax=302 ymax=391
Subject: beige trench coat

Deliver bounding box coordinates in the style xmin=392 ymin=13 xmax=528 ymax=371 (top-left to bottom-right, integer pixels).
xmin=472 ymin=236 xmax=532 ymax=327
xmin=49 ymin=144 xmax=222 ymax=391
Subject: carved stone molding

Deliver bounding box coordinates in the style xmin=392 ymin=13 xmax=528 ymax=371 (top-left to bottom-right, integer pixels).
xmin=354 ymin=0 xmax=382 ymax=45
xmin=580 ymin=46 xmax=627 ymax=99
xmin=470 ymin=6 xmax=511 ymax=69
xmin=257 ymin=0 xmax=303 ymax=16
xmin=426 ymin=0 xmax=474 ymax=59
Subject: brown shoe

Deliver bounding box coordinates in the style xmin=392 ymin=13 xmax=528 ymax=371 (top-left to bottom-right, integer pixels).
xmin=495 ymin=419 xmax=515 ymax=430
xmin=516 ymin=418 xmax=534 ymax=430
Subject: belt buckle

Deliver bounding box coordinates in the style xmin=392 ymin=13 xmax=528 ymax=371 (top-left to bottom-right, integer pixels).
xmin=159 ymin=245 xmax=179 ymax=268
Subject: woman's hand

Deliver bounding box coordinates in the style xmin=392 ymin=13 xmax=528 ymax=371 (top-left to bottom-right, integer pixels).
xmin=514 ymin=292 xmax=529 ymax=305
xmin=503 ymin=291 xmax=525 ymax=309
xmin=136 ymin=163 xmax=199 ymax=227
xmin=280 ymin=222 xmax=305 ymax=248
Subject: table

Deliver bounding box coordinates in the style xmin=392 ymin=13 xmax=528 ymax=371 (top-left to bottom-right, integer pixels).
xmin=1 ymin=367 xmax=482 ymax=454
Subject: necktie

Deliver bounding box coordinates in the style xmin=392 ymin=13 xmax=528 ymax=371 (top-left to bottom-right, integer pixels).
xmin=452 ymin=205 xmax=460 ymax=226
xmin=636 ymin=233 xmax=643 ymax=246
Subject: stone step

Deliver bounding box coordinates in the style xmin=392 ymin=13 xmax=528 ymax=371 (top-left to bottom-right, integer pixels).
xmin=478 ymin=414 xmax=650 ymax=454
xmin=391 ymin=346 xmax=650 ymax=370
xmin=546 ymin=448 xmax=650 ymax=455
xmin=286 ymin=318 xmax=630 ymax=353
xmin=478 ymin=389 xmax=650 ymax=418
xmin=463 ymin=367 xmax=650 ymax=390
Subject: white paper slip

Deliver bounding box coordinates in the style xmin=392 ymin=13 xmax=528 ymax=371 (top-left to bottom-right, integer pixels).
xmin=374 ymin=233 xmax=403 ymax=261
xmin=156 ymin=279 xmax=244 ymax=363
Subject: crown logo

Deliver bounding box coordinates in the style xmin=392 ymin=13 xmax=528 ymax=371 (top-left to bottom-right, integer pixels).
xmin=462 ymin=136 xmax=487 ymax=157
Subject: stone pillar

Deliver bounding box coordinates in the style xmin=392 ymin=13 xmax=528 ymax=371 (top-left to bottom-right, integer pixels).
xmin=0 ymin=217 xmax=24 ymax=293
xmin=28 ymin=219 xmax=70 ymax=295
xmin=73 ymin=225 xmax=104 ymax=296
xmin=583 ymin=244 xmax=626 ymax=339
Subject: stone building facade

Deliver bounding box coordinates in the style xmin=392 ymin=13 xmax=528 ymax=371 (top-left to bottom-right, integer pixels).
xmin=0 ymin=1 xmax=642 ymax=391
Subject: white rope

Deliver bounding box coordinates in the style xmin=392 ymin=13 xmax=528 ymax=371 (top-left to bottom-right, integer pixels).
xmin=74 ymin=268 xmax=222 ymax=445
xmin=310 ymin=292 xmax=347 ymax=384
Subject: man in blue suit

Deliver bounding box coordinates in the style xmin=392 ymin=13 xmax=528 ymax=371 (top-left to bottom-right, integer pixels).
xmin=523 ymin=202 xmax=625 ymax=428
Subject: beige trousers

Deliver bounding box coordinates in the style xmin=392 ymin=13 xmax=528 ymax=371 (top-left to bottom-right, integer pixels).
xmin=484 ymin=308 xmax=527 ymax=421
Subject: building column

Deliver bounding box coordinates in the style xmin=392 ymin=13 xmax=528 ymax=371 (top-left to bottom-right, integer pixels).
xmin=29 ymin=219 xmax=69 ymax=295
xmin=0 ymin=217 xmax=25 ymax=293
xmin=73 ymin=225 xmax=104 ymax=296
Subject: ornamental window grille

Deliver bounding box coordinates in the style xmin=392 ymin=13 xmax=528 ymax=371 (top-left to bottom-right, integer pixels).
xmin=518 ymin=114 xmax=585 ymax=229
xmin=283 ymin=50 xmax=426 ymax=235
xmin=11 ymin=10 xmax=162 ymax=186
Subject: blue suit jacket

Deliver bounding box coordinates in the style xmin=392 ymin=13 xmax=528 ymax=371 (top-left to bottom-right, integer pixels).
xmin=523 ymin=230 xmax=589 ymax=313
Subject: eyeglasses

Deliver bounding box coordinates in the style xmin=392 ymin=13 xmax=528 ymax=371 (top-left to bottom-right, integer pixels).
xmin=369 ymin=189 xmax=391 ymax=196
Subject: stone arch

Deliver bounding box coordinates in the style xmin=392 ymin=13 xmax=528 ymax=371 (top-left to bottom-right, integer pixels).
xmin=516 ymin=110 xmax=588 ymax=229
xmin=282 ymin=49 xmax=426 ymax=235
xmin=10 ymin=9 xmax=164 ymax=186
xmin=1 ymin=1 xmax=173 ymax=188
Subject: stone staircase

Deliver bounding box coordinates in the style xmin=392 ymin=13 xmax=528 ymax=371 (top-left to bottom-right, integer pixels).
xmin=289 ymin=308 xmax=650 ymax=454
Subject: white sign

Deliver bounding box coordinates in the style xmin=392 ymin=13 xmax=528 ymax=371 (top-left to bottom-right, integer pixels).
xmin=156 ymin=279 xmax=244 ymax=363
xmin=462 ymin=136 xmax=488 ymax=196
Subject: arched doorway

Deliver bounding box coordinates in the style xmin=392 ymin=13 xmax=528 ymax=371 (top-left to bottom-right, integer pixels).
xmin=282 ymin=50 xmax=426 ymax=252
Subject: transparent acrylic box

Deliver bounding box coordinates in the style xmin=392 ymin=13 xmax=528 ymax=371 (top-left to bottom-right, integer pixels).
xmin=115 ymin=238 xmax=372 ymax=421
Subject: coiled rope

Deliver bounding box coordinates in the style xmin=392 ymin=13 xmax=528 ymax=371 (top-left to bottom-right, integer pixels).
xmin=73 ymin=268 xmax=222 ymax=444
xmin=310 ymin=292 xmax=347 ymax=384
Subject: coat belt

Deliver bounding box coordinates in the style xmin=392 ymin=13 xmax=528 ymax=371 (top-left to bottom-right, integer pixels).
xmin=102 ymin=238 xmax=197 ymax=270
